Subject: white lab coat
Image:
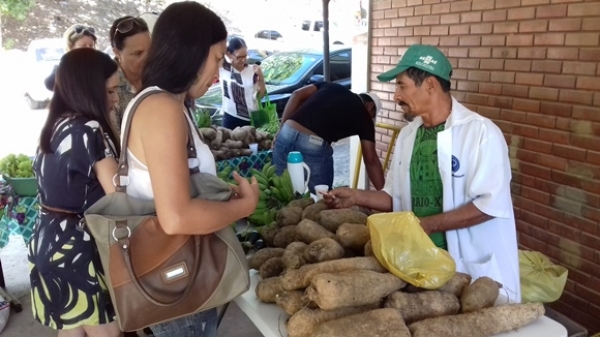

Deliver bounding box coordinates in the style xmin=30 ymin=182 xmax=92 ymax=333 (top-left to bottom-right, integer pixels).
xmin=383 ymin=97 xmax=521 ymax=303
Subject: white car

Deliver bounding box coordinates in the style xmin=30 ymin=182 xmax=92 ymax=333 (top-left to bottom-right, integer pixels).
xmin=24 ymin=38 xmax=65 ymax=109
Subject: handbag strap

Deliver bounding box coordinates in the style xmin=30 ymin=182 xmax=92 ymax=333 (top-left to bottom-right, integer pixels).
xmin=115 ymin=88 xmax=198 ymax=193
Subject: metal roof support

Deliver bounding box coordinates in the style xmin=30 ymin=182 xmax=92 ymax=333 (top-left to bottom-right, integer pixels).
xmin=322 ymin=0 xmax=331 ymax=82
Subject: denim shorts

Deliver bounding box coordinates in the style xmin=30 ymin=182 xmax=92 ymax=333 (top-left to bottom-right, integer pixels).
xmin=273 ymin=124 xmax=334 ymax=193
xmin=150 ymin=308 xmax=217 ymax=337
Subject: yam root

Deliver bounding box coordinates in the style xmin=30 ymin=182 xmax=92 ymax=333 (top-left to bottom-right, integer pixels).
xmin=273 ymin=225 xmax=299 ymax=248
xmin=287 ymin=304 xmax=379 ymax=337
xmin=306 ymin=271 xmax=406 ymax=310
xmin=302 ymin=202 xmax=328 ymax=221
xmin=460 ymin=276 xmax=500 ymax=313
xmin=318 ymin=209 xmax=368 ymax=232
xmin=240 ymin=149 xmax=253 ymax=157
xmin=259 ymin=257 xmax=285 ymax=279
xmin=282 ymin=256 xmax=387 ymax=291
xmin=255 ymin=276 xmax=284 ymax=303
xmin=438 ymin=272 xmax=472 ymax=297
xmin=276 ymin=207 xmax=303 ymax=227
xmin=231 ymin=127 xmax=248 ymax=142
xmin=350 ymin=205 xmax=373 ymax=216
xmin=288 ymin=198 xmax=315 ymax=210
xmin=199 ymin=127 xmax=216 ymax=140
xmin=247 ymin=247 xmax=285 ymax=270
xmin=296 ymin=219 xmax=336 ymax=244
xmin=364 ymin=240 xmax=373 ymax=256
xmin=336 ymin=223 xmax=370 ymax=250
xmin=217 ymin=126 xmax=232 ymax=141
xmin=303 ymin=238 xmax=345 ymax=263
xmin=258 ymin=139 xmax=272 ymax=150
xmin=409 ymin=303 xmax=545 ymax=337
xmin=384 ymin=291 xmax=460 ymax=324
xmin=282 ymin=242 xmax=308 ymax=270
xmin=275 ymin=290 xmax=307 ymax=315
xmin=222 ymin=139 xmax=243 ymax=149
xmin=312 ymin=308 xmax=411 ymax=337
xmin=258 ymin=222 xmax=278 ymax=247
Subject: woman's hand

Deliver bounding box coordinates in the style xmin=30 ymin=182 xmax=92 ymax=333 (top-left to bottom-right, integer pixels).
xmin=253 ymin=65 xmax=264 ymax=81
xmin=232 ymin=171 xmax=260 ymax=216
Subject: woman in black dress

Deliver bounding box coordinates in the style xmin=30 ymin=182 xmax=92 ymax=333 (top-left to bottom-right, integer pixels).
xmin=30 ymin=48 xmax=122 ymax=337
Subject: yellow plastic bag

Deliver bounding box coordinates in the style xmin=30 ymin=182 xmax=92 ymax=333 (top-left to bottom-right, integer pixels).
xmin=368 ymin=212 xmax=456 ymax=289
xmin=519 ymin=250 xmax=568 ymax=303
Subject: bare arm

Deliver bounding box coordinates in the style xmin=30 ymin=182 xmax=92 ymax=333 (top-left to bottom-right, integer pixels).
xmin=360 ymin=140 xmax=385 ymax=190
xmin=325 ymin=187 xmax=392 ymax=212
xmin=133 ymin=95 xmax=258 ymax=235
xmin=94 ymin=157 xmax=118 ymax=194
xmin=420 ymin=202 xmax=493 ymax=234
xmin=255 ymin=66 xmax=267 ymax=100
xmin=280 ymin=84 xmax=318 ymax=124
xmin=354 ymin=189 xmax=393 ymax=212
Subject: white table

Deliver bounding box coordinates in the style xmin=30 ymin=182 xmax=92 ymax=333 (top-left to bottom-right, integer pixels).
xmin=235 ymin=271 xmax=568 ymax=337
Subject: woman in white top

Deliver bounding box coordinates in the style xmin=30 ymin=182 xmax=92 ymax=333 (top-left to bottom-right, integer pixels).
xmin=119 ymin=2 xmax=259 ymax=336
xmin=220 ymin=37 xmax=267 ymax=129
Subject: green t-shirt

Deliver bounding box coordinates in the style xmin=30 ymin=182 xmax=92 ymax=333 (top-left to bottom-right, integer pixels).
xmin=410 ymin=124 xmax=448 ymax=250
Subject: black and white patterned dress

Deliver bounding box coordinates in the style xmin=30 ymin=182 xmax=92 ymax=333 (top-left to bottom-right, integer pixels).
xmin=29 ymin=116 xmax=117 ymax=330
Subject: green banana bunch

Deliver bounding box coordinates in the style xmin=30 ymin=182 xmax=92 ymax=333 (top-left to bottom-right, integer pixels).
xmin=245 ymin=161 xmax=311 ymax=226
xmin=194 ymin=108 xmax=212 ymax=128
xmin=217 ymin=164 xmax=234 ymax=182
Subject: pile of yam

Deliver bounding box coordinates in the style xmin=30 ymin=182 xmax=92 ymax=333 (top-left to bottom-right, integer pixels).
xmin=198 ymin=125 xmax=273 ymax=161
xmin=249 ymin=200 xmax=545 ymax=337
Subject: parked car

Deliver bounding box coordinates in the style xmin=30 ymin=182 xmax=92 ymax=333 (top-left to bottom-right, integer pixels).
xmin=254 ymin=30 xmax=283 ymax=40
xmin=24 ymin=38 xmax=66 ymax=109
xmin=196 ymin=46 xmax=352 ymax=126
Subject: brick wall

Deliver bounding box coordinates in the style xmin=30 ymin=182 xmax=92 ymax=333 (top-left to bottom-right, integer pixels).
xmin=369 ymin=0 xmax=600 ymax=333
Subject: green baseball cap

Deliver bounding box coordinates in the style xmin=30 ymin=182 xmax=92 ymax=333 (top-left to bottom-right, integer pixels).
xmin=377 ymin=44 xmax=452 ymax=82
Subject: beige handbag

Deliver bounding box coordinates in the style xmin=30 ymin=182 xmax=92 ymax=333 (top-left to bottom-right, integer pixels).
xmin=84 ymin=88 xmax=250 ymax=332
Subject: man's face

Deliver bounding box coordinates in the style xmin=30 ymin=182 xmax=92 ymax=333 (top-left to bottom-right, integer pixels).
xmin=393 ymin=72 xmax=428 ymax=121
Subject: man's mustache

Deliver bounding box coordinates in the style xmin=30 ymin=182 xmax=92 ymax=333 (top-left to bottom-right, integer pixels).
xmin=397 ymin=100 xmax=415 ymax=122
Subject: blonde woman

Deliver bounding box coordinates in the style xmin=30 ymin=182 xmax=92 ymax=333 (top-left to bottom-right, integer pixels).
xmin=44 ymin=24 xmax=97 ymax=91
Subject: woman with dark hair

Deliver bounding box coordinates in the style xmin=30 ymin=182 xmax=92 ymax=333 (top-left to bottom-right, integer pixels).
xmin=220 ymin=37 xmax=267 ymax=129
xmin=44 ymin=24 xmax=97 ymax=91
xmin=121 ymin=2 xmax=259 ymax=336
xmin=30 ymin=48 xmax=121 ymax=337
xmin=109 ymin=15 xmax=152 ymax=135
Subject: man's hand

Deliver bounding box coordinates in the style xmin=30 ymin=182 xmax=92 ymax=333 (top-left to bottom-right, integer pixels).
xmin=322 ymin=187 xmax=357 ymax=209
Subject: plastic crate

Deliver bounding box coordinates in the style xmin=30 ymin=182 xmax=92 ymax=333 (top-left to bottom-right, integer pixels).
xmin=545 ymin=305 xmax=588 ymax=337
xmin=3 ymin=176 xmax=38 ymax=197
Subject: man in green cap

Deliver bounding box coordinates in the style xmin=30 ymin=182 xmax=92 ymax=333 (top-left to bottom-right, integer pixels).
xmin=323 ymin=44 xmax=520 ymax=303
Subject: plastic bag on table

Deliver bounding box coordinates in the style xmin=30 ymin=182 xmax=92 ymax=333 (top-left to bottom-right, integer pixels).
xmin=368 ymin=212 xmax=456 ymax=289
xmin=519 ymin=250 xmax=568 ymax=303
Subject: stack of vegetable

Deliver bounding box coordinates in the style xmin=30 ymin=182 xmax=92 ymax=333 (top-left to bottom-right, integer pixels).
xmin=199 ymin=125 xmax=273 ymax=161
xmin=0 ymin=154 xmax=34 ymax=178
xmin=249 ymin=202 xmax=546 ymax=337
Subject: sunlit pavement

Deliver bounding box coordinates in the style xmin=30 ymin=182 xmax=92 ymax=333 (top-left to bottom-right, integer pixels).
xmin=0 ymin=50 xmax=48 ymax=159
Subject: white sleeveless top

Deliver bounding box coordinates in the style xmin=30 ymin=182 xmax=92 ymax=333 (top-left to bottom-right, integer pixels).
xmin=120 ymin=86 xmax=217 ymax=201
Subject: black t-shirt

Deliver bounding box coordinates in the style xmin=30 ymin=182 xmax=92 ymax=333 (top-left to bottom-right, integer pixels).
xmin=290 ymin=82 xmax=375 ymax=143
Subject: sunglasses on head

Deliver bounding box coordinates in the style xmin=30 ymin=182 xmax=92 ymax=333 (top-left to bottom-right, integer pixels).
xmin=115 ymin=17 xmax=148 ymax=37
xmin=72 ymin=25 xmax=95 ymax=36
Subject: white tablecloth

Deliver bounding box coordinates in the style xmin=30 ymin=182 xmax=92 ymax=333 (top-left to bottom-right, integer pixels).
xmin=235 ymin=271 xmax=568 ymax=337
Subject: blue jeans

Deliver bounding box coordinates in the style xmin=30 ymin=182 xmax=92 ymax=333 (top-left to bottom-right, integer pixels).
xmin=150 ymin=308 xmax=217 ymax=337
xmin=223 ymin=112 xmax=250 ymax=130
xmin=273 ymin=124 xmax=334 ymax=194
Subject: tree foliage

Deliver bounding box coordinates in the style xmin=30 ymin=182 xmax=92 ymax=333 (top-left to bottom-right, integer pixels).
xmin=0 ymin=0 xmax=35 ymax=20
